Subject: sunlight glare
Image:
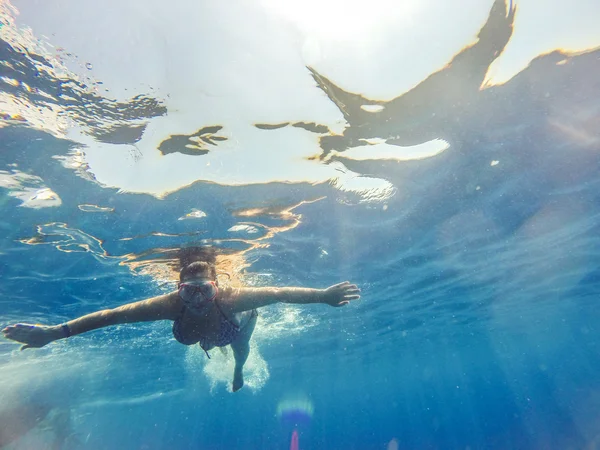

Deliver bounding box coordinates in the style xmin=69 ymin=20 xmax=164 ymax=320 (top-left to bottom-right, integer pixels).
xmin=261 ymin=0 xmax=417 ymax=42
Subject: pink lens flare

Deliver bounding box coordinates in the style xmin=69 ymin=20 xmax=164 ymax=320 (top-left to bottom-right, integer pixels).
xmin=290 ymin=429 xmax=299 ymax=450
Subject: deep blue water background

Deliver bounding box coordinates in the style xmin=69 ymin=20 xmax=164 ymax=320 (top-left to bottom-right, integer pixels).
xmin=2 ymin=1 xmax=600 ymax=447
xmin=1 ymin=118 xmax=600 ymax=449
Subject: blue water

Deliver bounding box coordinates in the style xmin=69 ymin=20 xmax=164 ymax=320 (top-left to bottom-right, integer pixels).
xmin=2 ymin=0 xmax=600 ymax=449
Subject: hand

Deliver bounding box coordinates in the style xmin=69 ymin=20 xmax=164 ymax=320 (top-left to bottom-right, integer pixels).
xmin=322 ymin=281 xmax=361 ymax=307
xmin=1 ymin=323 xmax=63 ymax=350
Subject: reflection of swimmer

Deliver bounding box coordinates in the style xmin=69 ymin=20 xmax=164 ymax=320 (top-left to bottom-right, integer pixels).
xmin=310 ymin=0 xmax=517 ymax=154
xmin=2 ymin=252 xmax=360 ymax=392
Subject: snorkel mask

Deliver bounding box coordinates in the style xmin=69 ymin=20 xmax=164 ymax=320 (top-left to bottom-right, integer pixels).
xmin=178 ymin=280 xmax=218 ymax=314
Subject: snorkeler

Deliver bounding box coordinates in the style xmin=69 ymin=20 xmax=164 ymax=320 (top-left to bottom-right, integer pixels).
xmin=2 ymin=259 xmax=360 ymax=392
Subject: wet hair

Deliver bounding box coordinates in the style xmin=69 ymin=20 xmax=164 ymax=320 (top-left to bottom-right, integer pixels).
xmin=179 ymin=261 xmax=216 ymax=282
xmin=178 ymin=247 xmax=218 ymax=282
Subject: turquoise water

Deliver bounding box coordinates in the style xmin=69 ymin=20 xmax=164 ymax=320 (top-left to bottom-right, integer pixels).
xmin=2 ymin=0 xmax=600 ymax=448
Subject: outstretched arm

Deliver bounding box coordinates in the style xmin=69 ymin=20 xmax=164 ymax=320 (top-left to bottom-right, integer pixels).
xmin=2 ymin=292 xmax=181 ymax=350
xmin=221 ymin=281 xmax=360 ymax=314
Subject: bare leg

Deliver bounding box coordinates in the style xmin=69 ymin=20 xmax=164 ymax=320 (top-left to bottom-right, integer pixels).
xmin=229 ymin=312 xmax=257 ymax=392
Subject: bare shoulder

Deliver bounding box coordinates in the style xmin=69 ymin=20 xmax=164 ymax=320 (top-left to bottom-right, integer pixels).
xmin=216 ymin=285 xmax=283 ymax=314
xmin=217 ymin=286 xmax=241 ymax=302
xmin=216 ymin=286 xmax=244 ymax=312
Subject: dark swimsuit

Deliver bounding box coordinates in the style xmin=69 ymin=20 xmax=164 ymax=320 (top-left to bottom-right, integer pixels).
xmin=172 ymin=301 xmax=257 ymax=358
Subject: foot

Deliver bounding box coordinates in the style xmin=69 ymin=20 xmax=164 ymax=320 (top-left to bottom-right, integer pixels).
xmin=1 ymin=323 xmax=63 ymax=350
xmin=232 ymin=368 xmax=244 ymax=392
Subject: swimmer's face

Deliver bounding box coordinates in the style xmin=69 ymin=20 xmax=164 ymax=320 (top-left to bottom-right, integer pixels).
xmin=178 ymin=271 xmax=218 ymax=315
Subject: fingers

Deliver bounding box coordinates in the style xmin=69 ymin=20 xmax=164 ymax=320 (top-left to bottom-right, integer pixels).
xmin=3 ymin=324 xmax=22 ymax=335
xmin=2 ymin=323 xmax=36 ymax=344
xmin=333 ymin=301 xmax=349 ymax=307
xmin=3 ymin=329 xmax=23 ymax=342
xmin=327 ymin=281 xmax=361 ymax=307
xmin=342 ymin=284 xmax=360 ymax=299
xmin=3 ymin=323 xmax=33 ymax=332
xmin=341 ymin=284 xmax=360 ymax=292
xmin=2 ymin=325 xmax=16 ymax=337
xmin=334 ymin=293 xmax=360 ymax=306
xmin=331 ymin=282 xmax=360 ymax=292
